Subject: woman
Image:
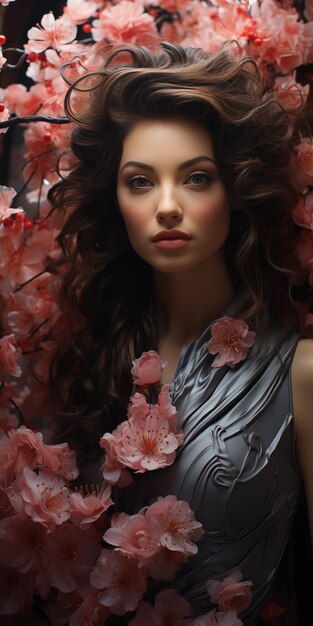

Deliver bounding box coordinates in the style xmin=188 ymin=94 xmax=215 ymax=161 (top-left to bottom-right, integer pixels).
xmin=48 ymin=43 xmax=313 ymax=625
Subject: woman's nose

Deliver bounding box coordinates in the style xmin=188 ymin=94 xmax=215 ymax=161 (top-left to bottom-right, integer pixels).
xmin=155 ymin=184 xmax=183 ymax=220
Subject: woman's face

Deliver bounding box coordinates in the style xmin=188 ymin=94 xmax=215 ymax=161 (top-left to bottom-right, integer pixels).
xmin=116 ymin=118 xmax=230 ymax=274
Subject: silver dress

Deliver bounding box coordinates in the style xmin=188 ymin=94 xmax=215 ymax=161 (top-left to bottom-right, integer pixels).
xmin=122 ymin=294 xmax=301 ymax=625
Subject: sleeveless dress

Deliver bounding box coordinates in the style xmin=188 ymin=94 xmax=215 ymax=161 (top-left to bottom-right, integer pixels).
xmin=121 ymin=293 xmax=302 ymax=625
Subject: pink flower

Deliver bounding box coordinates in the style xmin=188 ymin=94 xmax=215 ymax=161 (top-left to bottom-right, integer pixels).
xmin=42 ymin=522 xmax=101 ymax=593
xmin=0 ymin=563 xmax=34 ymax=615
xmin=194 ymin=610 xmax=243 ymax=626
xmin=40 ymin=441 xmax=79 ymax=480
xmin=294 ymin=138 xmax=313 ymax=187
xmin=8 ymin=425 xmax=45 ymax=474
xmin=207 ymin=570 xmax=253 ymax=614
xmin=42 ymin=522 xmax=101 ymax=592
xmin=0 ymin=514 xmax=46 ymax=573
xmin=131 ymin=589 xmax=192 ymax=626
xmin=90 ymin=549 xmax=147 ymax=615
xmin=92 ymin=1 xmax=157 ymax=46
xmin=207 ymin=316 xmax=256 ymax=368
xmin=157 ymin=384 xmax=182 ymax=435
xmin=251 ymin=0 xmax=313 ymax=72
xmin=144 ymin=495 xmax=204 ymax=556
xmin=103 ymin=511 xmax=158 ymax=564
xmin=0 ymin=333 xmax=22 ymax=377
xmin=107 ymin=409 xmax=181 ymax=472
xmin=0 ymin=186 xmax=24 ymax=221
xmin=131 ymin=350 xmax=167 ymax=385
xmin=69 ymin=483 xmax=113 ymax=527
xmin=274 ymin=75 xmax=310 ymax=110
xmin=27 ymin=12 xmax=77 ymax=53
xmin=65 ymin=0 xmax=101 ymax=26
xmin=2 ymin=84 xmax=27 ymax=113
xmin=100 ymin=431 xmax=133 ymax=486
xmin=127 ymin=391 xmax=150 ymax=419
xmin=292 ymin=192 xmax=313 ymax=230
xmin=7 ymin=467 xmax=70 ymax=527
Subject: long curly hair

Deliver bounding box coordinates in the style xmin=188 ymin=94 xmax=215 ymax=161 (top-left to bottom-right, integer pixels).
xmin=47 ymin=42 xmax=309 ymax=464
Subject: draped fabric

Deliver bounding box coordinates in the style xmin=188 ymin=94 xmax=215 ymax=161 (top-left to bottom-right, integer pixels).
xmin=122 ymin=294 xmax=301 ymax=625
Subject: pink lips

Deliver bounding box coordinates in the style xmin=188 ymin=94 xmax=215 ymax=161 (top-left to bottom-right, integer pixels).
xmin=153 ymin=239 xmax=189 ymax=249
xmin=152 ymin=230 xmax=191 ymax=250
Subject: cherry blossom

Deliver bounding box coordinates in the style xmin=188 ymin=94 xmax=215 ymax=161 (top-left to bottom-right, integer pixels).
xmin=7 ymin=467 xmax=71 ymax=527
xmin=7 ymin=425 xmax=46 ymax=474
xmin=102 ymin=407 xmax=182 ymax=474
xmin=294 ymin=138 xmax=313 ymax=186
xmin=0 ymin=514 xmax=46 ymax=573
xmin=0 ymin=186 xmax=24 ymax=222
xmin=64 ymin=0 xmax=101 ymax=25
xmin=1 ymin=83 xmax=27 ymax=113
xmin=100 ymin=430 xmax=133 ymax=486
xmin=103 ymin=511 xmax=158 ymax=564
xmin=91 ymin=1 xmax=157 ymax=46
xmin=207 ymin=316 xmax=256 ymax=368
xmin=144 ymin=494 xmax=204 ymax=555
xmin=131 ymin=350 xmax=167 ymax=385
xmin=0 ymin=333 xmax=22 ymax=377
xmin=90 ymin=549 xmax=147 ymax=614
xmin=127 ymin=391 xmax=150 ymax=420
xmin=207 ymin=570 xmax=253 ymax=614
xmin=27 ymin=12 xmax=77 ymax=53
xmin=42 ymin=522 xmax=101 ymax=592
xmin=69 ymin=483 xmax=113 ymax=527
xmin=251 ymin=0 xmax=313 ymax=72
xmin=274 ymin=74 xmax=310 ymax=110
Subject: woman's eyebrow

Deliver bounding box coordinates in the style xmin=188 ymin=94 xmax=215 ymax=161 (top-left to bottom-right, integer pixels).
xmin=120 ymin=155 xmax=216 ymax=173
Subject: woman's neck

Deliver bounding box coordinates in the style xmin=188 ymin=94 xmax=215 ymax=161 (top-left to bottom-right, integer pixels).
xmin=153 ymin=252 xmax=236 ymax=345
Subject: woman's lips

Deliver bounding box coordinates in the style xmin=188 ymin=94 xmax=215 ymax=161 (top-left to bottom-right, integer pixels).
xmin=153 ymin=239 xmax=190 ymax=249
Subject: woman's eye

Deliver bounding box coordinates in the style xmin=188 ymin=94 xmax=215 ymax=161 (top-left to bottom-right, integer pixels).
xmin=186 ymin=172 xmax=213 ymax=186
xmin=127 ymin=176 xmax=152 ymax=189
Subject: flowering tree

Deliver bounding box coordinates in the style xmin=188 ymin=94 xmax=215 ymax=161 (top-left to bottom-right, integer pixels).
xmin=0 ymin=0 xmax=313 ymax=624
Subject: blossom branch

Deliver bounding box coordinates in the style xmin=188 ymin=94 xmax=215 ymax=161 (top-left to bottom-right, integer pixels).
xmin=0 ymin=115 xmax=70 ymax=129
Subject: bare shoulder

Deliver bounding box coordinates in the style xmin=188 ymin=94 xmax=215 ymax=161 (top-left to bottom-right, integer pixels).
xmin=291 ymin=338 xmax=313 ymax=547
xmin=291 ymin=338 xmax=313 ymax=435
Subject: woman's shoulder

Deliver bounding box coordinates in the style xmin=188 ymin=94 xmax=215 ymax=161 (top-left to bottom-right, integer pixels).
xmin=290 ymin=338 xmax=313 ymax=548
xmin=291 ymin=337 xmax=313 ymax=433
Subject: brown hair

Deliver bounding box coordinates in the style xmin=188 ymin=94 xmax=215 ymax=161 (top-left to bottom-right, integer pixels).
xmin=47 ymin=42 xmax=309 ymax=463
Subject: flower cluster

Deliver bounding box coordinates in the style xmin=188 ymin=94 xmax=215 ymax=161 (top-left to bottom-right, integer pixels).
xmin=0 ymin=347 xmax=255 ymax=625
xmin=0 ymin=349 xmax=202 ymax=622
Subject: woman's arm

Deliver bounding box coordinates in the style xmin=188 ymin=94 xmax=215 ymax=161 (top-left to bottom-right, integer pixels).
xmin=291 ymin=338 xmax=313 ymax=549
